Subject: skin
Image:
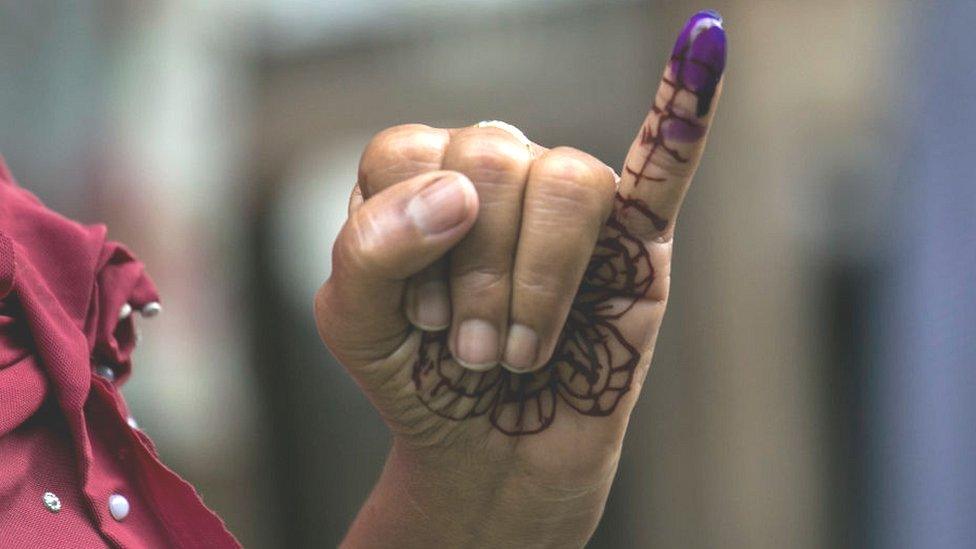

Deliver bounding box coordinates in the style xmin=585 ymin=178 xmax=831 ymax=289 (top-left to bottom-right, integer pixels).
xmin=314 ymin=11 xmax=726 ymax=548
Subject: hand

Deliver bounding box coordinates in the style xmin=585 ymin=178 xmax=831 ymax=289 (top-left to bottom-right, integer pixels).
xmin=315 ymin=10 xmax=726 ymax=548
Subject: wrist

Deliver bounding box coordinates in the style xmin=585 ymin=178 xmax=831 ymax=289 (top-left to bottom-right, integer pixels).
xmin=342 ymin=438 xmax=615 ymax=548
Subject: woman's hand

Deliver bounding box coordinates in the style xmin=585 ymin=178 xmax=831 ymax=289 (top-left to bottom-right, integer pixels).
xmin=315 ymin=10 xmax=726 ymax=548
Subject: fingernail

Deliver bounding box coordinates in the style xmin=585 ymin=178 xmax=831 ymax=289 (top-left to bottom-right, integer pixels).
xmin=670 ymin=10 xmax=727 ymax=117
xmin=455 ymin=319 xmax=499 ymax=371
xmin=407 ymin=174 xmax=473 ymax=235
xmin=413 ymin=279 xmax=450 ymax=330
xmin=501 ymin=324 xmax=539 ymax=372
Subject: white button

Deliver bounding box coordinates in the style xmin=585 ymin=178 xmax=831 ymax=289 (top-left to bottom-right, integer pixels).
xmin=95 ymin=365 xmax=116 ymax=383
xmin=140 ymin=301 xmax=162 ymax=317
xmin=127 ymin=416 xmax=139 ymax=429
xmin=118 ymin=303 xmax=133 ymax=320
xmin=43 ymin=492 xmax=61 ymax=513
xmin=108 ymin=494 xmax=129 ymax=521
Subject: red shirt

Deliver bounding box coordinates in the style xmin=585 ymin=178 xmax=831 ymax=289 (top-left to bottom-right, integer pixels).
xmin=0 ymin=158 xmax=239 ymax=548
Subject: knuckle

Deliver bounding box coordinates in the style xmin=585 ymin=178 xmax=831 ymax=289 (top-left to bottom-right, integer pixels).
xmin=359 ymin=124 xmax=447 ymax=193
xmin=534 ymin=149 xmax=613 ymax=189
xmin=448 ymin=131 xmax=531 ymax=181
xmin=335 ymin=213 xmax=390 ymax=276
xmin=531 ymin=149 xmax=615 ymax=216
xmin=533 ymin=148 xmax=593 ymax=181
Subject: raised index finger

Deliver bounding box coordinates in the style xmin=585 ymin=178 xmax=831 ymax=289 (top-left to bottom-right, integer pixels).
xmin=616 ymin=10 xmax=726 ymax=241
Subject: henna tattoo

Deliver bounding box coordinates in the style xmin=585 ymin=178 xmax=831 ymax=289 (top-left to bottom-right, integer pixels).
xmin=411 ymin=193 xmax=655 ymax=435
xmin=625 ymin=11 xmax=726 ymax=186
xmin=409 ymin=11 xmax=726 ymax=436
xmin=617 ymin=194 xmax=668 ymax=233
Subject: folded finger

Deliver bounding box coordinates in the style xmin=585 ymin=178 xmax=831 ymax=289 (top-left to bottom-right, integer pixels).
xmin=358 ymin=124 xmax=454 ymax=330
xmin=444 ymin=126 xmax=533 ymax=370
xmin=504 ymin=147 xmax=615 ymax=372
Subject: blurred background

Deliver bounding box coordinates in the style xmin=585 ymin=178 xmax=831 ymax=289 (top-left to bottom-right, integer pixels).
xmin=2 ymin=1 xmax=974 ymax=547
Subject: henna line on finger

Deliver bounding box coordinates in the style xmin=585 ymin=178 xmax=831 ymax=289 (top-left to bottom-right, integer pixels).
xmin=410 ymin=192 xmax=657 ymax=435
xmin=623 ymin=43 xmax=721 ymax=186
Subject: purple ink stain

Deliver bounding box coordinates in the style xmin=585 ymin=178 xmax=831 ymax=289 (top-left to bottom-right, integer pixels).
xmin=670 ymin=10 xmax=727 ymax=117
xmin=661 ymin=116 xmax=706 ymax=142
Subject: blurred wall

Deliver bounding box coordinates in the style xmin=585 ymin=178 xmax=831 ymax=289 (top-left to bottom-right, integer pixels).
xmin=871 ymin=4 xmax=976 ymax=549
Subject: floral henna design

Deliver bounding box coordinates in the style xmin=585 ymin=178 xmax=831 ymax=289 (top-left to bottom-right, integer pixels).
xmin=625 ymin=10 xmax=726 ymax=186
xmin=411 ymin=11 xmax=726 ymax=436
xmin=411 ymin=194 xmax=655 ymax=435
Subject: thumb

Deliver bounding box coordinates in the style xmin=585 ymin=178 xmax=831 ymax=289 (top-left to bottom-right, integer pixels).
xmin=315 ymin=170 xmax=478 ymax=367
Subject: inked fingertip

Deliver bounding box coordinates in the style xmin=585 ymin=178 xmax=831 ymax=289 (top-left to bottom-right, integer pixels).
xmin=670 ymin=10 xmax=727 ymax=118
xmin=698 ymin=9 xmax=723 ymax=24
